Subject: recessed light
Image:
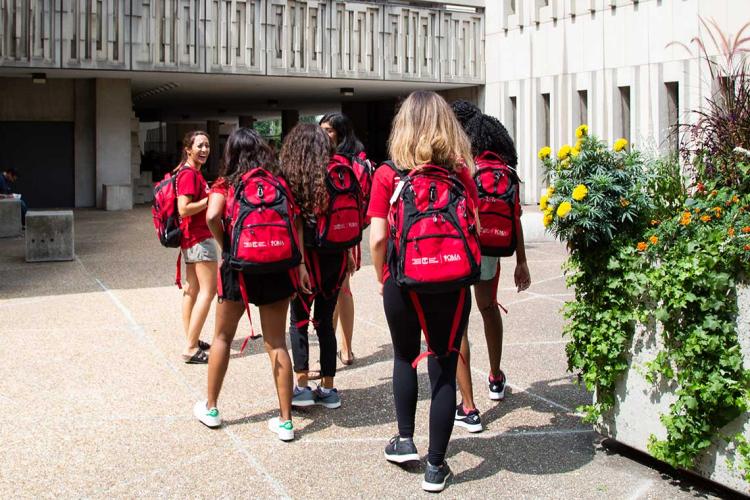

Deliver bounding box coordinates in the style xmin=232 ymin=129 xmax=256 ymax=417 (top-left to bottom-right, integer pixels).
xmin=340 ymin=87 xmax=355 ymax=97
xmin=32 ymin=73 xmax=46 ymax=84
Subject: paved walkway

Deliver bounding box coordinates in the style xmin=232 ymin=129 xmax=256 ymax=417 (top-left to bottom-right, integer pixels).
xmin=0 ymin=208 xmax=719 ymax=498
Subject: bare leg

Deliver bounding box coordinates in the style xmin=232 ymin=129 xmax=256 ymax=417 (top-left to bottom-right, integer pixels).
xmin=336 ymin=275 xmax=354 ymax=362
xmin=456 ymin=329 xmax=476 ymax=410
xmin=182 ymin=263 xmax=198 ymax=343
xmin=474 ymin=279 xmax=503 ymax=378
xmin=184 ymin=260 xmax=218 ymax=357
xmin=259 ymin=297 xmax=294 ymax=421
xmin=206 ymin=300 xmax=244 ymax=408
xmin=296 ymin=372 xmax=309 ymax=389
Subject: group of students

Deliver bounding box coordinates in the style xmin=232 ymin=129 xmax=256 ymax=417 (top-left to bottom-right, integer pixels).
xmin=153 ymin=91 xmax=529 ymax=493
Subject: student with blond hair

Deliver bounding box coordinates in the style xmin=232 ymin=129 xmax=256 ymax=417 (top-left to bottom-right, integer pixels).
xmin=369 ymin=91 xmax=479 ymax=493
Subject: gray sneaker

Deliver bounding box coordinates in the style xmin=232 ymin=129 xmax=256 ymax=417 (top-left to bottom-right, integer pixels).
xmin=292 ymin=386 xmax=315 ymax=407
xmin=313 ymin=387 xmax=341 ymax=408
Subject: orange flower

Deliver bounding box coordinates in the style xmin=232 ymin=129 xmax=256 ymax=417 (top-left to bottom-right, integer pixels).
xmin=680 ymin=212 xmax=692 ymax=226
xmin=729 ymin=227 xmax=736 ymax=237
xmin=711 ymin=190 xmax=718 ymax=196
xmin=650 ymin=219 xmax=660 ymax=226
xmin=649 ymin=235 xmax=659 ymax=245
xmin=745 ymin=244 xmax=750 ymax=251
xmin=700 ymin=215 xmax=712 ymax=222
xmin=620 ymin=198 xmax=630 ymax=207
xmin=743 ymin=226 xmax=750 ymax=234
xmin=733 ymin=195 xmax=740 ymax=203
xmin=713 ymin=206 xmax=722 ymax=217
xmin=696 ymin=182 xmax=705 ymax=192
xmin=637 ymin=242 xmax=648 ymax=252
xmin=694 ymin=208 xmax=701 ymax=214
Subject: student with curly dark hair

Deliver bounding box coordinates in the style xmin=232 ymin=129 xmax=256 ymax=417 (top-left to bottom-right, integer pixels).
xmin=195 ymin=128 xmax=311 ymax=442
xmin=281 ymin=123 xmax=352 ymax=410
xmin=450 ymin=101 xmax=531 ymax=433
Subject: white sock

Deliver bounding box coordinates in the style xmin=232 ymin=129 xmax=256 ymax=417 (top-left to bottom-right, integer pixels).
xmin=296 ymin=385 xmax=308 ymax=392
xmin=318 ymin=386 xmax=331 ymax=395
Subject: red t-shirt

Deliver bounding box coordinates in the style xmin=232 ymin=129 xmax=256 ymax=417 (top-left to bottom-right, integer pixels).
xmin=366 ymin=163 xmax=479 ymax=281
xmin=177 ymin=166 xmax=212 ymax=249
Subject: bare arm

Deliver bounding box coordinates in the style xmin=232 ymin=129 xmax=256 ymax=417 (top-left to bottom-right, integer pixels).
xmin=369 ymin=217 xmax=388 ymax=289
xmin=206 ymin=192 xmax=225 ymax=252
xmin=178 ymin=194 xmax=209 ymax=217
xmin=514 ymin=211 xmax=530 ymax=292
xmin=296 ymin=218 xmax=311 ymax=294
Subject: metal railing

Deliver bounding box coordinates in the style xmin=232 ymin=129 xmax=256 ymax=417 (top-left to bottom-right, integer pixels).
xmin=0 ymin=0 xmax=484 ymax=84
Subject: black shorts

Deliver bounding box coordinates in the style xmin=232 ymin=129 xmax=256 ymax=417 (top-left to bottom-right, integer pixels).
xmin=218 ymin=258 xmax=295 ymax=306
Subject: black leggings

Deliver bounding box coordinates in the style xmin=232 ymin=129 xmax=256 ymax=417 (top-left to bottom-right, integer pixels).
xmin=289 ymin=251 xmax=347 ymax=378
xmin=383 ymin=278 xmax=471 ymax=466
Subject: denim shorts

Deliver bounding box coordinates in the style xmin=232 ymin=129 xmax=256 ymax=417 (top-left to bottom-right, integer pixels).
xmin=182 ymin=238 xmax=219 ymax=263
xmin=479 ymin=255 xmax=500 ymax=281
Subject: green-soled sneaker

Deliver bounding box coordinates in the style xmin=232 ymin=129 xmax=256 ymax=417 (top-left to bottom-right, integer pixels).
xmin=268 ymin=417 xmax=294 ymax=441
xmin=194 ymin=400 xmax=221 ymax=428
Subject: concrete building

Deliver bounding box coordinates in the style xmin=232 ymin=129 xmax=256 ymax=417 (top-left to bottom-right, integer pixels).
xmin=484 ymin=0 xmax=750 ymax=203
xmin=0 ymin=0 xmax=748 ymax=208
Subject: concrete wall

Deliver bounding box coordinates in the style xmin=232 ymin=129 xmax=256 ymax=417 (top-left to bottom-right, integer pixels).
xmin=75 ymin=80 xmax=96 ymax=207
xmin=95 ymin=79 xmax=132 ymax=208
xmin=0 ymin=78 xmax=74 ymax=121
xmin=484 ymin=0 xmax=750 ymax=203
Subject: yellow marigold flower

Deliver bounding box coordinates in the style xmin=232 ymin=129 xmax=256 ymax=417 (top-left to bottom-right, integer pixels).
xmin=560 ymin=158 xmax=571 ymax=169
xmin=557 ymin=144 xmax=572 ymax=160
xmin=571 ymin=148 xmax=581 ymax=158
xmin=538 ymin=146 xmax=552 ymax=160
xmin=572 ymin=184 xmax=588 ymax=201
xmin=546 ymin=186 xmax=555 ymax=197
xmin=556 ymin=201 xmax=572 ymax=218
xmin=700 ymin=215 xmax=712 ymax=222
xmin=613 ymin=138 xmax=629 ymax=152
xmin=650 ymin=219 xmax=660 ymax=226
xmin=733 ymin=195 xmax=740 ymax=203
xmin=680 ymin=211 xmax=692 ymax=226
xmin=637 ymin=241 xmax=648 ymax=252
xmin=543 ymin=213 xmax=554 ymax=227
xmin=575 ymin=124 xmax=589 ymax=139
xmin=540 ymin=194 xmax=549 ymax=211
xmin=712 ymin=206 xmax=722 ymax=217
xmin=728 ymin=227 xmax=736 ymax=237
xmin=620 ymin=198 xmax=630 ymax=207
xmin=649 ymin=235 xmax=659 ymax=245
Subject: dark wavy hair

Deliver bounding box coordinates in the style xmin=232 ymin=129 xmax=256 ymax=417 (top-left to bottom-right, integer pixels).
xmin=279 ymin=123 xmax=334 ymax=220
xmin=452 ymin=100 xmax=518 ymax=167
xmin=319 ymin=112 xmax=364 ymax=156
xmin=219 ymin=128 xmax=277 ymax=188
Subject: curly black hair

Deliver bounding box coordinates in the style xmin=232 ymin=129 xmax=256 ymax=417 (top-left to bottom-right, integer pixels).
xmin=463 ymin=113 xmax=518 ymax=168
xmin=451 ymin=100 xmax=482 ymax=127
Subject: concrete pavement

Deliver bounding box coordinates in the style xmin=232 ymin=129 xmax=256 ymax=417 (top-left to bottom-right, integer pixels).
xmin=0 ymin=207 xmax=721 ymax=498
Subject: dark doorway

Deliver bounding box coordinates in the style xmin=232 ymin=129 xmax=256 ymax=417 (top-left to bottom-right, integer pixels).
xmin=0 ymin=121 xmax=75 ymax=208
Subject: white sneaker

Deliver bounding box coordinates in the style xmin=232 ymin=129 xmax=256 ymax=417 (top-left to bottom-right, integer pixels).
xmin=268 ymin=417 xmax=294 ymax=441
xmin=193 ymin=400 xmax=221 ymax=428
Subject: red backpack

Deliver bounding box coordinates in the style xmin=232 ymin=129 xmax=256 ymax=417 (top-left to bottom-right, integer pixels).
xmin=152 ymin=167 xmax=185 ymax=248
xmin=224 ymin=168 xmax=301 ymax=273
xmin=223 ymin=168 xmax=304 ymax=350
xmin=474 ymin=151 xmax=520 ymax=257
xmin=351 ymin=151 xmax=374 ymax=226
xmin=308 ymin=154 xmax=364 ymax=251
xmin=386 ymin=162 xmax=481 ymax=293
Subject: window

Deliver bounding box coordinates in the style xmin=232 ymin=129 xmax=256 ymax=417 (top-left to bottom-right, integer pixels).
xmin=617 ymin=86 xmax=631 ymax=147
xmin=665 ymin=82 xmax=679 ymax=152
xmin=542 ymin=93 xmax=550 ymax=147
xmin=507 ymin=96 xmax=518 ymax=145
xmin=577 ymin=90 xmax=588 ymax=128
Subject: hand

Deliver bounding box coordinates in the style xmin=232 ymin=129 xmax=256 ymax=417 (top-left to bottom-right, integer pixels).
xmin=378 ymin=281 xmax=384 ymax=296
xmin=514 ymin=262 xmax=531 ymax=293
xmin=347 ymin=251 xmax=356 ymax=275
xmin=298 ymin=264 xmax=312 ymax=295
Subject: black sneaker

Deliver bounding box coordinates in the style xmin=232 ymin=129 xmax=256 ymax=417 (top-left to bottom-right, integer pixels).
xmin=454 ymin=404 xmax=483 ymax=433
xmin=384 ymin=435 xmax=419 ymax=463
xmin=489 ymin=370 xmax=507 ymax=401
xmin=422 ymin=461 xmax=452 ymax=492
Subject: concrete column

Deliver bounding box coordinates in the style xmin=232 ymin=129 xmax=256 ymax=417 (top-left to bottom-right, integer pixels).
xmin=206 ymin=120 xmax=221 ymax=176
xmin=238 ymin=115 xmax=256 ymax=128
xmin=95 ymin=79 xmax=132 ymax=209
xmin=74 ymin=80 xmax=96 ymax=207
xmin=281 ymin=110 xmax=299 ymax=139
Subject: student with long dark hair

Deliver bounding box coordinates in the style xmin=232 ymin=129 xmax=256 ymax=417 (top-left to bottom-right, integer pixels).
xmin=369 ymin=91 xmax=478 ymax=492
xmin=284 ymin=123 xmax=352 ymax=409
xmin=450 ymin=100 xmax=531 ymax=432
xmin=195 ymin=128 xmax=310 ymax=441
xmin=319 ymin=112 xmax=365 ymax=366
xmin=176 ymin=130 xmax=217 ymax=364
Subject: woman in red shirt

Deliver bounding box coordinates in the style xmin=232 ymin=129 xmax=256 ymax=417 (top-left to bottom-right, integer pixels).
xmin=176 ymin=131 xmax=218 ymax=364
xmin=368 ymin=91 xmax=477 ymax=493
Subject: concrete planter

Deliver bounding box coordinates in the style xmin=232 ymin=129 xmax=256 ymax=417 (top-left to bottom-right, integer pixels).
xmin=596 ymin=285 xmax=750 ymax=494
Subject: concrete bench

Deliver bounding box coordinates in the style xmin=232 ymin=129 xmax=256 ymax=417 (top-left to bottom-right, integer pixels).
xmin=104 ymin=184 xmax=133 ymax=211
xmin=0 ymin=198 xmax=23 ymax=238
xmin=25 ymin=211 xmax=75 ymax=262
